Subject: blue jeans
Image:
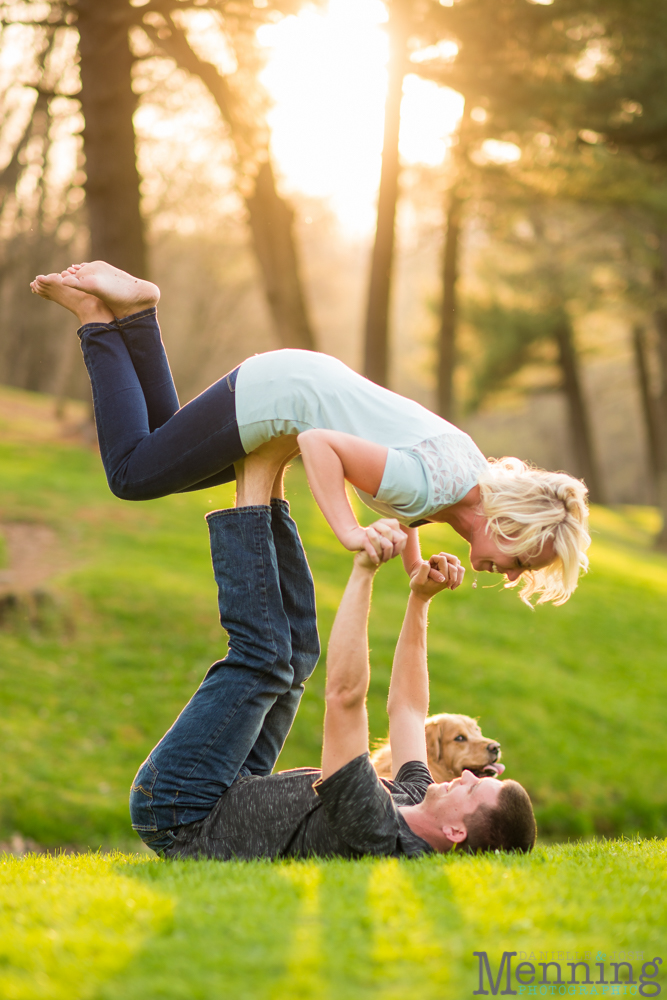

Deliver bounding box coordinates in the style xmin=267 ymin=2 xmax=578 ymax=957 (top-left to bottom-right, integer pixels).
xmin=129 ymin=501 xmax=320 ymax=853
xmin=78 ymin=308 xmax=246 ymax=499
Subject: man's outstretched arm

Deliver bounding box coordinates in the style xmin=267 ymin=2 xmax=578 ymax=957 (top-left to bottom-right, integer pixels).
xmin=320 ymin=552 xmax=380 ymax=781
xmin=387 ymin=553 xmax=464 ymax=777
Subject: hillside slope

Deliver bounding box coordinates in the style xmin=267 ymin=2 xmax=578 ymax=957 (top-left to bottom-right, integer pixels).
xmin=1 ymin=386 xmax=666 ymax=845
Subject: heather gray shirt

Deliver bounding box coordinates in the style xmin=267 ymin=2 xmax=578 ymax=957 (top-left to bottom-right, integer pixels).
xmin=165 ymin=754 xmax=435 ymax=861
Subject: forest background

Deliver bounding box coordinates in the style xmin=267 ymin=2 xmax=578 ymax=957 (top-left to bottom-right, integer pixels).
xmin=1 ymin=8 xmax=667 ymax=990
xmin=2 ymin=0 xmax=667 ymax=532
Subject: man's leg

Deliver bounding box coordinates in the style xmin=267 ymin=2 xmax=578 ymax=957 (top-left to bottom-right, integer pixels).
xmin=129 ymin=506 xmax=293 ymax=851
xmin=239 ymin=498 xmax=320 ymax=776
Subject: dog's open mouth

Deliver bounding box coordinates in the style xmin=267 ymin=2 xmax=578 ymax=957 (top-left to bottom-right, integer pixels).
xmin=470 ymin=763 xmax=506 ymax=778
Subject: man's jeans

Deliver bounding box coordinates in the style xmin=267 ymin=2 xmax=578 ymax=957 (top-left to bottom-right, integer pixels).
xmin=129 ymin=501 xmax=320 ymax=853
xmin=77 ymin=308 xmax=245 ymax=500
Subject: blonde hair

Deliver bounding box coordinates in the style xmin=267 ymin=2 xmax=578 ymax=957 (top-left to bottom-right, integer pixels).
xmin=477 ymin=457 xmax=590 ymax=606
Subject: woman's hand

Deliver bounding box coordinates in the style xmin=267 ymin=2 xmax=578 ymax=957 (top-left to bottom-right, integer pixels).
xmin=409 ymin=552 xmax=465 ymax=600
xmin=343 ymin=519 xmax=406 ymax=565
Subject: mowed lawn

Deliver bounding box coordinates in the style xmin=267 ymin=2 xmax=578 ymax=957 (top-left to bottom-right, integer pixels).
xmin=1 ymin=385 xmax=666 ymax=998
xmin=2 ymin=842 xmax=665 ymax=1000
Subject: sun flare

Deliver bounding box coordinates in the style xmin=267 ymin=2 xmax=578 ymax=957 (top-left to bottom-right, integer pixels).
xmin=258 ymin=0 xmax=464 ymax=237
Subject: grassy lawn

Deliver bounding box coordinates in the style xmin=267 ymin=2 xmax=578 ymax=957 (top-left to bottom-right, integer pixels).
xmin=1 ymin=385 xmax=666 ymax=998
xmin=2 ymin=842 xmax=665 ymax=999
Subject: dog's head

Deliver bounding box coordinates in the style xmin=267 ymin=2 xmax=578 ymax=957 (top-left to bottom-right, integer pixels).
xmin=425 ymin=713 xmax=504 ymax=783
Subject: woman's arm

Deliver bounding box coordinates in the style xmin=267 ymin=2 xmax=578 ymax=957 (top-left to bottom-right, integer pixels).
xmin=401 ymin=526 xmax=451 ymax=585
xmin=400 ymin=527 xmax=422 ymax=576
xmin=297 ymin=428 xmax=404 ymax=563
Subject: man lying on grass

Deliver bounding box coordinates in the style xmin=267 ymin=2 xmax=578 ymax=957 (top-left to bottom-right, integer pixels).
xmin=129 ymin=443 xmax=536 ymax=858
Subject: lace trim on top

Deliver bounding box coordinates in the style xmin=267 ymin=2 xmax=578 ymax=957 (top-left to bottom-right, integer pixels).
xmin=410 ymin=434 xmax=488 ymax=510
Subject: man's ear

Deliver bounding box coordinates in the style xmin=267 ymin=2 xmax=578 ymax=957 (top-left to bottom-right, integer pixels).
xmin=442 ymin=823 xmax=467 ymax=844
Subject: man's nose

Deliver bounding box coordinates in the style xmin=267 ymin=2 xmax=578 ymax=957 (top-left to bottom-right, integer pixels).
xmin=487 ymin=742 xmax=500 ymax=759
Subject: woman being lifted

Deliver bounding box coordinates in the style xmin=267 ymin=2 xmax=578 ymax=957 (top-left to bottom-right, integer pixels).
xmin=31 ymin=261 xmax=590 ymax=605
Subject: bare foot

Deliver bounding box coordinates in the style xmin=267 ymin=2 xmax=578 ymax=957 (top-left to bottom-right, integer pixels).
xmin=30 ymin=273 xmax=114 ymax=326
xmin=61 ymin=261 xmax=159 ymax=318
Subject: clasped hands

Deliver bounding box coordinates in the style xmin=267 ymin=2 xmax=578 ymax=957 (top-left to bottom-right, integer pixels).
xmin=345 ymin=519 xmax=406 ymax=564
xmin=349 ymin=518 xmax=464 ymax=593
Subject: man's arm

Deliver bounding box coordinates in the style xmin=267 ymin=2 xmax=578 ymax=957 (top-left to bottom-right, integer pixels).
xmin=320 ymin=551 xmax=379 ymax=781
xmin=387 ymin=553 xmax=465 ymax=777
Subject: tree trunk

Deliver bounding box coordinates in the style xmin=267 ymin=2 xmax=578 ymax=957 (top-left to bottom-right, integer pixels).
xmin=652 ymin=308 xmax=667 ymax=548
xmin=75 ymin=0 xmax=147 ymax=277
xmin=363 ymin=0 xmax=410 ymax=386
xmin=144 ymin=17 xmax=316 ymax=350
xmin=649 ymin=234 xmax=667 ymax=549
xmin=437 ymin=189 xmax=463 ymax=420
xmin=554 ymin=314 xmax=604 ymax=504
xmin=246 ymin=162 xmax=316 ymax=350
xmin=632 ymin=323 xmax=662 ymax=503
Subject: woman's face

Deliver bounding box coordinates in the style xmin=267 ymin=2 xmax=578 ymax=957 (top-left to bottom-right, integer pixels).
xmin=469 ymin=516 xmax=555 ymax=581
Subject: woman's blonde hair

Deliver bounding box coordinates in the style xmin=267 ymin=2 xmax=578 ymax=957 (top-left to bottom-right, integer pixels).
xmin=477 ymin=457 xmax=590 ymax=606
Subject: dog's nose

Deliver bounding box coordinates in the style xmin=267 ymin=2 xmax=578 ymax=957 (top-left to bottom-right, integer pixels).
xmin=487 ymin=742 xmax=500 ymax=758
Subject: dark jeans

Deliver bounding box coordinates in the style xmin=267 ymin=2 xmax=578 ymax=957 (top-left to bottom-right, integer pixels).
xmin=78 ymin=308 xmax=246 ymax=500
xmin=129 ymin=501 xmax=320 ymax=853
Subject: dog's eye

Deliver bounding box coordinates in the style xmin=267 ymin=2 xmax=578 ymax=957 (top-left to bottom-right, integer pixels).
xmin=454 ymin=735 xmax=467 ymax=742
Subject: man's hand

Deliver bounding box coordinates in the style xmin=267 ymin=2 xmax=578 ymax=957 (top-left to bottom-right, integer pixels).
xmin=410 ymin=552 xmax=465 ymax=601
xmin=344 ymin=518 xmax=406 ymax=565
xmin=353 ymin=548 xmax=380 ymax=572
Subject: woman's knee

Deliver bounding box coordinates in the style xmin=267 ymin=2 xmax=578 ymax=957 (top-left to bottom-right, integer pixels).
xmin=108 ymin=476 xmax=160 ymax=502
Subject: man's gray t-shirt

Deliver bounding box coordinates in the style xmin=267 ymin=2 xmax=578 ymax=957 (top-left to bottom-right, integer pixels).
xmin=165 ymin=753 xmax=435 ymax=860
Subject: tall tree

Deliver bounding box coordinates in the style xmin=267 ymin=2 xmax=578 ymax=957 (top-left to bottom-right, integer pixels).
xmin=0 ymin=20 xmax=87 ymax=396
xmin=363 ymin=0 xmax=410 ymax=386
xmin=0 ymin=0 xmax=317 ymax=349
xmin=75 ymin=0 xmax=146 ymax=276
xmin=554 ymin=0 xmax=667 ymax=542
xmin=363 ymin=0 xmax=590 ymax=389
xmin=139 ymin=9 xmax=316 ymax=350
xmin=460 ymin=199 xmax=608 ymax=502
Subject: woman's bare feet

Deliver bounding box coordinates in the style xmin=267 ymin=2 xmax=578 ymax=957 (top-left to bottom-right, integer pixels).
xmin=61 ymin=261 xmax=160 ymax=318
xmin=30 ymin=273 xmax=114 ymax=326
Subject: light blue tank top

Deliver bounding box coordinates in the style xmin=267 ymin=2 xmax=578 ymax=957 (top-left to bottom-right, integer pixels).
xmin=235 ymin=350 xmax=487 ymax=525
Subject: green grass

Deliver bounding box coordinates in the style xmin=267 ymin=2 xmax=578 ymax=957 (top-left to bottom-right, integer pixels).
xmin=1 ymin=410 xmax=667 ymax=844
xmin=1 ymin=386 xmax=666 ymax=998
xmin=1 ymin=842 xmax=665 ymax=1000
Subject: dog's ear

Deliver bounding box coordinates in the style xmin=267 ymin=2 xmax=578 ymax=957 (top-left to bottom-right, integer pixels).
xmin=425 ymin=720 xmax=442 ymax=762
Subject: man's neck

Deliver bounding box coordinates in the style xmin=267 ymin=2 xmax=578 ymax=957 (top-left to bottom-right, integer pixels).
xmin=399 ymin=803 xmax=451 ymax=853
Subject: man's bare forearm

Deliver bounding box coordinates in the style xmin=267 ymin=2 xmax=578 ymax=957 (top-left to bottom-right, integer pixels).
xmin=320 ymin=557 xmax=377 ymax=780
xmin=387 ymin=591 xmax=430 ymax=720
xmin=385 ymin=554 xmax=464 ymax=775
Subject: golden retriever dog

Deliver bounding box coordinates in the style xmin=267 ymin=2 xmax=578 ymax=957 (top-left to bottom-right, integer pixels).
xmin=370 ymin=713 xmax=505 ymax=783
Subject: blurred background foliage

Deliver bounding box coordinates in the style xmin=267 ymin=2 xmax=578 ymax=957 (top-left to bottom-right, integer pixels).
xmin=1 ymin=0 xmax=667 ymax=540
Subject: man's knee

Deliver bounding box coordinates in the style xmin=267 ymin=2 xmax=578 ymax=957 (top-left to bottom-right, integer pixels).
xmin=292 ymin=633 xmax=321 ymax=685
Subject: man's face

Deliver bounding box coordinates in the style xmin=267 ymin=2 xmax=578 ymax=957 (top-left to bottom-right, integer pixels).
xmin=469 ymin=518 xmax=555 ymax=583
xmin=424 ymin=768 xmax=502 ymax=842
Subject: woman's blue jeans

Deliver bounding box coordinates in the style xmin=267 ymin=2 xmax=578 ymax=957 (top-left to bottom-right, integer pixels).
xmin=129 ymin=501 xmax=320 ymax=853
xmin=78 ymin=308 xmax=246 ymax=499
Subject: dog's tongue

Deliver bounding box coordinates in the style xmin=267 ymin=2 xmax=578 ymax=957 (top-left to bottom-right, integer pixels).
xmin=485 ymin=763 xmax=505 ymax=776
